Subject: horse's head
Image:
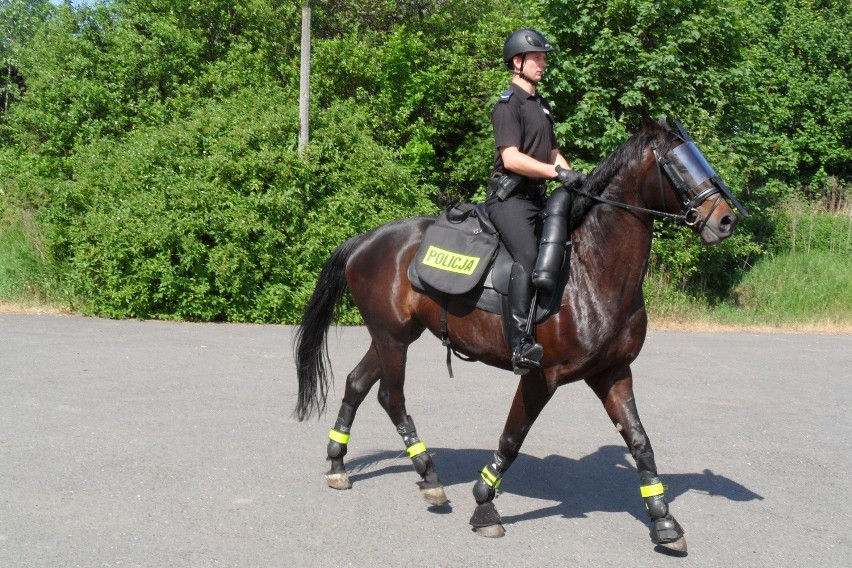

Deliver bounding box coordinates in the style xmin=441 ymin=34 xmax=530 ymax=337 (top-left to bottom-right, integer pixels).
xmin=650 ymin=120 xmax=748 ymax=244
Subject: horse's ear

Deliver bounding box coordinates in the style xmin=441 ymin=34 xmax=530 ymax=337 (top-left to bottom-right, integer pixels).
xmin=640 ymin=107 xmax=654 ymax=130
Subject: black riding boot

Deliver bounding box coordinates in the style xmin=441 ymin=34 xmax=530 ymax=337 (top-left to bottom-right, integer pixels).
xmin=503 ymin=262 xmax=543 ymax=375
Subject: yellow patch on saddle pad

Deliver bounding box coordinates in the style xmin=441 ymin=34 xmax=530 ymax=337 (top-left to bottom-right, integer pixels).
xmin=421 ymin=245 xmax=481 ymax=276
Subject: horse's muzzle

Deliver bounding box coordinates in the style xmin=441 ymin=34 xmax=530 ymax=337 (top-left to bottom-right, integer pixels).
xmin=698 ymin=208 xmax=737 ymax=245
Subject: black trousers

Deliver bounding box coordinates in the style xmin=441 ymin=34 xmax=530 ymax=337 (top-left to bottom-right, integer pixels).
xmin=485 ymin=193 xmax=544 ymax=274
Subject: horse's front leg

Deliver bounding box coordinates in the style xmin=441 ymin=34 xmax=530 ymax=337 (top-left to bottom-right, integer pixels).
xmin=470 ymin=372 xmax=554 ymax=537
xmin=587 ymin=368 xmax=687 ymax=553
xmin=374 ymin=338 xmax=449 ymax=506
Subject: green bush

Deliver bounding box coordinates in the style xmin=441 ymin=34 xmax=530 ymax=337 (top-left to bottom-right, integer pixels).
xmin=648 ymin=218 xmax=763 ymax=302
xmin=2 ymin=0 xmax=848 ymax=327
xmin=44 ymin=88 xmax=435 ymax=322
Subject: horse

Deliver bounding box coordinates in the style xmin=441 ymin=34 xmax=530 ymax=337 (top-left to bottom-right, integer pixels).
xmin=293 ymin=118 xmax=745 ymax=551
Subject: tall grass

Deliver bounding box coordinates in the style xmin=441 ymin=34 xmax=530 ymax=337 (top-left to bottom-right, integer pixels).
xmin=0 ymin=212 xmax=68 ymax=309
xmin=729 ymin=184 xmax=852 ymax=327
xmin=771 ymin=194 xmax=852 ymax=257
xmin=644 ymin=250 xmax=851 ymax=330
xmin=722 ymin=250 xmax=852 ymax=327
xmin=645 ymin=187 xmax=851 ymax=331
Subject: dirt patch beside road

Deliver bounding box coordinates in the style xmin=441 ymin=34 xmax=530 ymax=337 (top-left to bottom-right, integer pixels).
xmin=2 ymin=300 xmax=849 ymax=334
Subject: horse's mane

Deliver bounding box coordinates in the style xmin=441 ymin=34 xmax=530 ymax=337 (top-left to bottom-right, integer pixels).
xmin=568 ymin=119 xmax=674 ymax=229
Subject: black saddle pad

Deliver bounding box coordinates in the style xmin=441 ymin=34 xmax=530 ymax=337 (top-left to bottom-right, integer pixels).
xmin=407 ymin=203 xmax=569 ymax=323
xmin=410 ymin=204 xmax=498 ymax=295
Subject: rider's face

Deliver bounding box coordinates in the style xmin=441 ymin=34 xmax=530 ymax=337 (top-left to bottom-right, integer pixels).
xmin=517 ymin=51 xmax=547 ymax=80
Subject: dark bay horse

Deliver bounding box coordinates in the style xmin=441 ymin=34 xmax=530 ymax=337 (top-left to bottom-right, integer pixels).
xmin=294 ymin=119 xmax=745 ymax=551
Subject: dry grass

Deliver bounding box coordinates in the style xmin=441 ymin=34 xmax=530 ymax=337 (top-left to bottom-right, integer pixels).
xmin=648 ymin=317 xmax=852 ymax=335
xmin=0 ymin=300 xmax=73 ymax=316
xmin=2 ymin=300 xmax=849 ymax=335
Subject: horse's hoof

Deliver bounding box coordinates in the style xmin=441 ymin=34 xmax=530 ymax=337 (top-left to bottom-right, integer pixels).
xmin=325 ymin=472 xmax=352 ymax=490
xmin=656 ymin=536 xmax=688 ymax=554
xmin=650 ymin=515 xmax=686 ymax=553
xmin=470 ymin=502 xmax=504 ymax=537
xmin=419 ymin=485 xmax=449 ymax=506
xmin=473 ymin=524 xmax=506 ymax=538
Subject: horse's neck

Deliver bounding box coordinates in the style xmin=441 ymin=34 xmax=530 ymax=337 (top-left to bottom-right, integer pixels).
xmin=556 ymin=137 xmax=664 ymax=341
xmin=569 ymin=203 xmax=654 ymax=313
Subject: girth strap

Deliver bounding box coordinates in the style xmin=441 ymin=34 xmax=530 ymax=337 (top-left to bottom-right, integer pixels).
xmin=439 ymin=294 xmax=475 ymax=378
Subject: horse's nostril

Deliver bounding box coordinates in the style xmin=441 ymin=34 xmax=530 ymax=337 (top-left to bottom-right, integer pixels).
xmin=719 ymin=214 xmax=734 ymax=234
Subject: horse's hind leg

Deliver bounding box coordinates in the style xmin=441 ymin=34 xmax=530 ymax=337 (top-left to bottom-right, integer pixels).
xmin=374 ymin=336 xmax=449 ymax=506
xmin=325 ymin=343 xmax=383 ymax=490
xmin=587 ymin=368 xmax=687 ymax=553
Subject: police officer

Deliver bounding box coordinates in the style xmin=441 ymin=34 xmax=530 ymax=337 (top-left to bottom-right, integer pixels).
xmin=486 ymin=28 xmax=582 ymax=374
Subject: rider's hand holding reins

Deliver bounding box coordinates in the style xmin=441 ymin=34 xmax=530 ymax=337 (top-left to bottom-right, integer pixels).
xmin=555 ymin=164 xmax=586 ymax=189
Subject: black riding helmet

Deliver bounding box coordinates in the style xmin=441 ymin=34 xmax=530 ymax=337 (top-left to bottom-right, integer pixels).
xmin=503 ymin=28 xmax=553 ymax=71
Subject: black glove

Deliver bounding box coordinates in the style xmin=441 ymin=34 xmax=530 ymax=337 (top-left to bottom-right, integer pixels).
xmin=555 ymin=165 xmax=586 ymax=189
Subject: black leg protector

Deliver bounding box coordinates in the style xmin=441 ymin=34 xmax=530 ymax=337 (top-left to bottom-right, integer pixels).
xmin=470 ymin=452 xmax=513 ymax=529
xmin=327 ymin=402 xmax=356 ymax=475
xmin=472 ymin=452 xmax=512 ymax=504
xmin=636 ymin=452 xmax=685 ymax=544
xmin=532 ymin=187 xmax=572 ymax=291
xmin=397 ymin=416 xmax=441 ymax=487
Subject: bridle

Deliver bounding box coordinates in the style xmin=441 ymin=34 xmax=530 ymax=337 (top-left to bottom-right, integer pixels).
xmin=570 ymin=121 xmax=748 ymax=226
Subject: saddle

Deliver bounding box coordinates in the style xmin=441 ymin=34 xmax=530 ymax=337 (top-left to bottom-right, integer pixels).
xmin=407 ymin=203 xmax=568 ymax=323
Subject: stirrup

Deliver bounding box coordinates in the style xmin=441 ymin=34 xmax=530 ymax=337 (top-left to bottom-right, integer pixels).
xmin=511 ymin=340 xmax=542 ymax=375
xmin=512 ymin=356 xmax=541 ymax=375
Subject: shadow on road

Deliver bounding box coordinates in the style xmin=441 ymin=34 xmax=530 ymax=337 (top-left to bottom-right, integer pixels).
xmin=344 ymin=444 xmax=763 ymax=525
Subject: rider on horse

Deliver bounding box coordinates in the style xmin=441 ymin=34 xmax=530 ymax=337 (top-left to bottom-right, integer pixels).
xmin=486 ymin=28 xmax=584 ymax=374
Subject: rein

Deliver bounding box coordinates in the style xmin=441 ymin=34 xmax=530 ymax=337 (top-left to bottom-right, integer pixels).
xmin=569 ymin=186 xmax=687 ymax=223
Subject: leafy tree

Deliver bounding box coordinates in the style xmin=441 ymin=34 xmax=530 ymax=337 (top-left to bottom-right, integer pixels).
xmin=8 ymin=1 xmax=303 ymax=157
xmin=310 ymin=0 xmax=524 ymax=200
xmin=1 ymin=0 xmax=848 ymax=321
xmin=1 ymin=0 xmax=52 ymax=119
xmin=532 ymin=0 xmax=758 ymax=294
xmin=537 ymin=0 xmax=747 ymax=169
xmin=733 ymin=0 xmax=851 ymax=191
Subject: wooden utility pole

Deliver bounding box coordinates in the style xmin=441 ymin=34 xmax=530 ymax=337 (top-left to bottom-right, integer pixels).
xmin=298 ymin=0 xmax=311 ymax=156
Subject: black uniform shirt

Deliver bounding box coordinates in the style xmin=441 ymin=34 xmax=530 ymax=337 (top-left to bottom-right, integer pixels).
xmin=491 ymin=82 xmax=557 ymax=177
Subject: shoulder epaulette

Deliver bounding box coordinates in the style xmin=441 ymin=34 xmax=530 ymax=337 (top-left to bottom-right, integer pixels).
xmin=498 ymin=89 xmax=514 ymax=103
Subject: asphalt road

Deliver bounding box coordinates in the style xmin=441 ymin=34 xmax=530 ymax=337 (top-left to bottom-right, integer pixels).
xmin=1 ymin=314 xmax=850 ymax=567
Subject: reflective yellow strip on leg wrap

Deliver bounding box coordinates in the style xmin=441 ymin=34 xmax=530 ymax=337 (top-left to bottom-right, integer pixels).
xmin=640 ymin=482 xmax=665 ymax=498
xmin=406 ymin=442 xmax=427 ymax=458
xmin=329 ymin=429 xmax=350 ymax=444
xmin=480 ymin=466 xmax=502 ymax=489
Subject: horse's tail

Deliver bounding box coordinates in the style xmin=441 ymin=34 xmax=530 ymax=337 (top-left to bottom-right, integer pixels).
xmin=293 ymin=235 xmax=362 ymax=421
